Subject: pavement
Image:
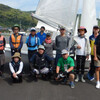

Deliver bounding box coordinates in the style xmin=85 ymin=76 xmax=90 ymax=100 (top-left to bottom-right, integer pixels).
xmin=0 ymin=51 xmax=100 ymax=100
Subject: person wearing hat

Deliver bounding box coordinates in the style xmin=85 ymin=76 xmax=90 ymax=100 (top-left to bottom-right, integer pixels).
xmin=74 ymin=26 xmax=90 ymax=83
xmin=30 ymin=45 xmax=54 ymax=81
xmin=9 ymin=24 xmax=23 ymax=56
xmin=26 ymin=28 xmax=40 ymax=62
xmin=43 ymin=33 xmax=56 ymax=58
xmin=55 ymin=27 xmax=70 ymax=66
xmin=37 ymin=26 xmax=46 ymax=45
xmin=87 ymin=26 xmax=99 ymax=81
xmin=9 ymin=52 xmax=23 ymax=83
xmin=0 ymin=30 xmax=6 ymax=76
xmin=55 ymin=49 xmax=75 ymax=88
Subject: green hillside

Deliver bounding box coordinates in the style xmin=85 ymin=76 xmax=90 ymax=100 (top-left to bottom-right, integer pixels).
xmin=0 ymin=4 xmax=37 ymax=30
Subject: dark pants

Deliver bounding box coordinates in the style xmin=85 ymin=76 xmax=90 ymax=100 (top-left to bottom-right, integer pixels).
xmin=28 ymin=50 xmax=37 ymax=62
xmin=55 ymin=54 xmax=62 ymax=66
xmin=76 ymin=55 xmax=86 ymax=75
xmin=88 ymin=55 xmax=95 ymax=77
xmin=11 ymin=74 xmax=22 ymax=83
xmin=0 ymin=65 xmax=4 ymax=73
xmin=11 ymin=49 xmax=21 ymax=56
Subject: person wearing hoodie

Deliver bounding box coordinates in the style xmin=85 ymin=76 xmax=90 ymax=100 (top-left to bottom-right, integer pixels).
xmin=74 ymin=26 xmax=90 ymax=83
xmin=43 ymin=33 xmax=56 ymax=58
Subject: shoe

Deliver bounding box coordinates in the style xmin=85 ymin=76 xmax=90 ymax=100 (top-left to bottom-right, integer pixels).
xmin=81 ymin=75 xmax=86 ymax=83
xmin=87 ymin=73 xmax=94 ymax=81
xmin=96 ymin=84 xmax=100 ymax=89
xmin=75 ymin=75 xmax=79 ymax=82
xmin=70 ymin=82 xmax=75 ymax=89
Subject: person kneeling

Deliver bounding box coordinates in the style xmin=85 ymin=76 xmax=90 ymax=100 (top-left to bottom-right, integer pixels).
xmin=9 ymin=52 xmax=23 ymax=83
xmin=30 ymin=45 xmax=54 ymax=81
xmin=55 ymin=49 xmax=75 ymax=88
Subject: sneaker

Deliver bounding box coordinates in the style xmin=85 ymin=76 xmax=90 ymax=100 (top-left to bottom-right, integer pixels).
xmin=96 ymin=84 xmax=100 ymax=89
xmin=81 ymin=75 xmax=86 ymax=83
xmin=87 ymin=73 xmax=94 ymax=81
xmin=70 ymin=82 xmax=75 ymax=89
xmin=75 ymin=75 xmax=79 ymax=82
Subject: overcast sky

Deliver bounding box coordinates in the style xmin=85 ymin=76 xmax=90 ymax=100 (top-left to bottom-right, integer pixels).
xmin=0 ymin=0 xmax=100 ymax=17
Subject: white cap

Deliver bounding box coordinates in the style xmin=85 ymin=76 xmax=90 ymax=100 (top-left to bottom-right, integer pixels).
xmin=38 ymin=45 xmax=45 ymax=50
xmin=30 ymin=27 xmax=36 ymax=32
xmin=61 ymin=49 xmax=69 ymax=55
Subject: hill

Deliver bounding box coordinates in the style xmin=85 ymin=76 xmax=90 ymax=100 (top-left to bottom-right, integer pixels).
xmin=0 ymin=4 xmax=37 ymax=30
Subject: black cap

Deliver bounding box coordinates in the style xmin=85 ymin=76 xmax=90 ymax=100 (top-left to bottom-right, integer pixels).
xmin=41 ymin=26 xmax=45 ymax=30
xmin=46 ymin=33 xmax=51 ymax=36
xmin=93 ymin=25 xmax=99 ymax=29
xmin=60 ymin=26 xmax=65 ymax=30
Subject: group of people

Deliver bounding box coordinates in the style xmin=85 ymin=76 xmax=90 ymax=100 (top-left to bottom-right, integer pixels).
xmin=0 ymin=24 xmax=100 ymax=89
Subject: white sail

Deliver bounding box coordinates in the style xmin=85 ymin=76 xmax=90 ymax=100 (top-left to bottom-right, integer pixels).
xmin=33 ymin=0 xmax=79 ymax=31
xmin=80 ymin=0 xmax=97 ymax=38
xmin=36 ymin=21 xmax=57 ymax=32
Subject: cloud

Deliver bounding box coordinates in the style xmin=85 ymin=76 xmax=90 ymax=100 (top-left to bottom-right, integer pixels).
xmin=0 ymin=0 xmax=39 ymax=11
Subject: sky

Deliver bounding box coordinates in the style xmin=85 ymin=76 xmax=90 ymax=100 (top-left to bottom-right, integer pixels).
xmin=0 ymin=0 xmax=100 ymax=17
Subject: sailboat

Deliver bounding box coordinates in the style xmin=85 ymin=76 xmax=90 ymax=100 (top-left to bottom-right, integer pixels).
xmin=5 ymin=0 xmax=98 ymax=55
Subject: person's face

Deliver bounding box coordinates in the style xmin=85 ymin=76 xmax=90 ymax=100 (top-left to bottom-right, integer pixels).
xmin=38 ymin=49 xmax=44 ymax=54
xmin=31 ymin=31 xmax=36 ymax=36
xmin=60 ymin=29 xmax=66 ymax=35
xmin=14 ymin=57 xmax=19 ymax=63
xmin=93 ymin=28 xmax=99 ymax=33
xmin=62 ymin=54 xmax=69 ymax=59
xmin=40 ymin=28 xmax=45 ymax=32
xmin=13 ymin=27 xmax=19 ymax=34
xmin=46 ymin=36 xmax=51 ymax=40
xmin=79 ymin=29 xmax=85 ymax=36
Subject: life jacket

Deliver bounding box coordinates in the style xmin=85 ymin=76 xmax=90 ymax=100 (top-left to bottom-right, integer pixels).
xmin=11 ymin=61 xmax=20 ymax=73
xmin=35 ymin=53 xmax=47 ymax=69
xmin=11 ymin=34 xmax=21 ymax=48
xmin=27 ymin=34 xmax=38 ymax=47
xmin=0 ymin=36 xmax=4 ymax=50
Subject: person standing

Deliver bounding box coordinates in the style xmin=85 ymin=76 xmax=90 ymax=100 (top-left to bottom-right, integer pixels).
xmin=87 ymin=26 xmax=99 ymax=81
xmin=0 ymin=31 xmax=6 ymax=76
xmin=55 ymin=27 xmax=70 ymax=66
xmin=74 ymin=26 xmax=90 ymax=83
xmin=37 ymin=26 xmax=46 ymax=45
xmin=9 ymin=24 xmax=23 ymax=56
xmin=43 ymin=33 xmax=56 ymax=58
xmin=94 ymin=32 xmax=100 ymax=89
xmin=26 ymin=28 xmax=40 ymax=62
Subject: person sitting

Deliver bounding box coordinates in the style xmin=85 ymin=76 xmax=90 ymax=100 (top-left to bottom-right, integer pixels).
xmin=9 ymin=52 xmax=23 ymax=83
xmin=55 ymin=49 xmax=75 ymax=88
xmin=30 ymin=45 xmax=54 ymax=81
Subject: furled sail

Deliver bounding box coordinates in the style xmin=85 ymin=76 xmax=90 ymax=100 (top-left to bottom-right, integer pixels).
xmin=32 ymin=0 xmax=79 ymax=31
xmin=80 ymin=0 xmax=97 ymax=38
